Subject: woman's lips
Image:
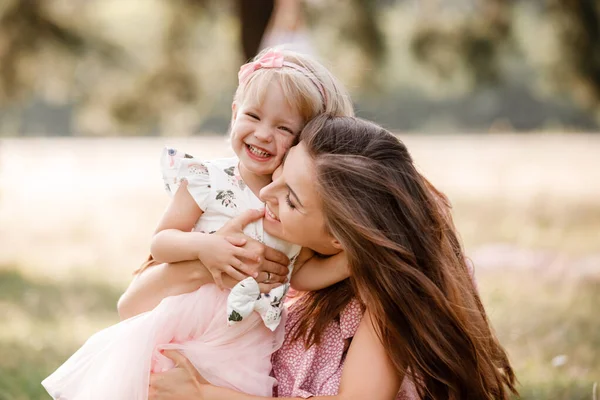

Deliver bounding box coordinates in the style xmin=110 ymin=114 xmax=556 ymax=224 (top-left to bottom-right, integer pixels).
xmin=265 ymin=203 xmax=280 ymax=221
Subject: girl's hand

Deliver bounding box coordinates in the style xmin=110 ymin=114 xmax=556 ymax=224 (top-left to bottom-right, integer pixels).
xmin=217 ymin=209 xmax=291 ymax=292
xmin=149 ymin=350 xmax=207 ymax=400
xmin=196 ymin=233 xmax=260 ymax=290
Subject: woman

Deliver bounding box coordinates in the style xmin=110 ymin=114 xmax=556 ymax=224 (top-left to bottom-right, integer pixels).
xmin=121 ymin=115 xmax=517 ymax=399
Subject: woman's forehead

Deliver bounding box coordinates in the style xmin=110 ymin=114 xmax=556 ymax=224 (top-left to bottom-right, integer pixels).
xmin=284 ymin=143 xmax=317 ymax=201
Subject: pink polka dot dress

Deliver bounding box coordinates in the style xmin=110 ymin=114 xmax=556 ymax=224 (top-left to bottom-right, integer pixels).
xmin=272 ymin=298 xmax=419 ymax=399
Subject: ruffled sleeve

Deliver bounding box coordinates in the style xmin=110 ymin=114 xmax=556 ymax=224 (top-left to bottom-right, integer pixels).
xmin=160 ymin=147 xmax=212 ymax=211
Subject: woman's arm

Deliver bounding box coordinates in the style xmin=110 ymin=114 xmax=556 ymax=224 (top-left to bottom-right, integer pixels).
xmin=336 ymin=309 xmax=402 ymax=399
xmin=118 ymin=257 xmax=287 ymax=320
xmin=149 ymin=309 xmax=402 ymax=400
xmin=117 ymin=260 xmax=212 ymax=320
xmin=290 ymin=249 xmax=349 ymax=292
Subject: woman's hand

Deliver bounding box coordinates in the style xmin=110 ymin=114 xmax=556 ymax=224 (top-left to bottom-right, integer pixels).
xmin=215 ymin=209 xmax=291 ymax=292
xmin=149 ymin=350 xmax=207 ymax=400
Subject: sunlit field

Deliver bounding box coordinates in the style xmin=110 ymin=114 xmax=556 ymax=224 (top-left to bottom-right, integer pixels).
xmin=0 ymin=134 xmax=599 ymax=400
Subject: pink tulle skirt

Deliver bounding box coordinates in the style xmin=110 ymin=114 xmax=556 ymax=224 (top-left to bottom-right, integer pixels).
xmin=42 ymin=284 xmax=285 ymax=399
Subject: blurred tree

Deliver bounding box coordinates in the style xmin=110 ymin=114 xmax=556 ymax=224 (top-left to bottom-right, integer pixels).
xmin=548 ymin=0 xmax=600 ymax=110
xmin=410 ymin=0 xmax=513 ymax=87
xmin=304 ymin=0 xmax=386 ymax=89
xmin=345 ymin=0 xmax=386 ymax=66
xmin=109 ymin=0 xmax=206 ymax=131
xmin=0 ymin=0 xmax=123 ymax=105
xmin=2 ymin=0 xmax=599 ymax=135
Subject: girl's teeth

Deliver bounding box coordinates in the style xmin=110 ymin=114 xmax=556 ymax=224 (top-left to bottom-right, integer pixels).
xmin=248 ymin=145 xmax=271 ymax=158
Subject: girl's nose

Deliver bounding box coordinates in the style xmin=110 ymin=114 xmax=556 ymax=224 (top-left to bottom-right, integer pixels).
xmin=254 ymin=126 xmax=273 ymax=143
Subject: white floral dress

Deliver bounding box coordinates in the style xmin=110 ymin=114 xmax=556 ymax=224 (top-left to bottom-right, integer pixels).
xmin=161 ymin=148 xmax=300 ymax=330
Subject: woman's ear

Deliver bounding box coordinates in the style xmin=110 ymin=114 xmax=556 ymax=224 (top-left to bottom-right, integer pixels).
xmin=331 ymin=238 xmax=343 ymax=250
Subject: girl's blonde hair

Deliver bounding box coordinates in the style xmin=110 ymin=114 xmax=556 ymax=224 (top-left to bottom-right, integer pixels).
xmin=234 ymin=47 xmax=354 ymax=123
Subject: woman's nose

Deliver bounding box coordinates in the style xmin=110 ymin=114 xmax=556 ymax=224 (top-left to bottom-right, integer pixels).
xmin=259 ymin=179 xmax=279 ymax=203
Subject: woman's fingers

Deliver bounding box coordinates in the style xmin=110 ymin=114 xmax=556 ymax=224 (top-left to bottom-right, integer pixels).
xmin=261 ymin=259 xmax=290 ymax=278
xmin=161 ymin=350 xmax=208 ymax=384
xmin=256 ymin=270 xmax=287 ymax=284
xmin=262 ymin=246 xmax=290 ymax=267
xmin=161 ymin=350 xmax=188 ymax=367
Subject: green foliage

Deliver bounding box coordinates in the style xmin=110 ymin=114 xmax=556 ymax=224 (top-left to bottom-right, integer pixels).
xmin=548 ymin=0 xmax=600 ymax=110
xmin=0 ymin=269 xmax=123 ymax=399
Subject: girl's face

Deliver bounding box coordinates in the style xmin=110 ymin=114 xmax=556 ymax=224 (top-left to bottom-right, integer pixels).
xmin=259 ymin=142 xmax=341 ymax=255
xmin=230 ymin=81 xmax=304 ymax=178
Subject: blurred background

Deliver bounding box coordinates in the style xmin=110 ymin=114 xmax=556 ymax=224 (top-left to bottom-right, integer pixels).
xmin=0 ymin=0 xmax=598 ymax=399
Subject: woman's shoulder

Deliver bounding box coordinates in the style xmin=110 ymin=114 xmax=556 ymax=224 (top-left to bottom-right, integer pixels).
xmin=339 ymin=298 xmax=363 ymax=339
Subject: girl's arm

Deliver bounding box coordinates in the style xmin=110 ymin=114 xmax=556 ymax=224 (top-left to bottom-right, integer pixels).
xmin=149 ymin=310 xmax=402 ymax=400
xmin=151 ymin=181 xmax=258 ymax=284
xmin=290 ymin=249 xmax=349 ymax=292
xmin=118 ymin=211 xmax=292 ymax=320
xmin=150 ymin=180 xmax=205 ymax=262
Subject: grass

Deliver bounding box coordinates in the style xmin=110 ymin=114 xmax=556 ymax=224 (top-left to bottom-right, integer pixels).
xmin=477 ymin=271 xmax=600 ymax=399
xmin=0 ymin=269 xmax=123 ymax=400
xmin=0 ymin=265 xmax=597 ymax=399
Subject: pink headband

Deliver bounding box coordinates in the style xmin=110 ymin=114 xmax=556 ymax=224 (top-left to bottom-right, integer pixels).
xmin=238 ymin=50 xmax=327 ymax=102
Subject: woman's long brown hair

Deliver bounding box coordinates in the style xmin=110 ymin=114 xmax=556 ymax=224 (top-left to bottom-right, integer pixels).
xmin=290 ymin=115 xmax=517 ymax=399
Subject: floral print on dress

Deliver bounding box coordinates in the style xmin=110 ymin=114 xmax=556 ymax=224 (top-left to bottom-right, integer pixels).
xmin=216 ymin=190 xmax=237 ymax=208
xmin=224 ymin=166 xmax=247 ymax=191
xmin=188 ymin=163 xmax=209 ymax=176
xmin=273 ymin=298 xmax=418 ymax=399
xmin=224 ymin=166 xmax=235 ymax=176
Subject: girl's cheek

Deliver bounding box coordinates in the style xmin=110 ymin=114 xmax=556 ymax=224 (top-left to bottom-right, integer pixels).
xmin=282 ymin=136 xmax=294 ymax=151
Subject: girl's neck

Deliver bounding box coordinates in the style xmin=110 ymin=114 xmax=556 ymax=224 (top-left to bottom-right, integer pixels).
xmin=238 ymin=163 xmax=272 ymax=199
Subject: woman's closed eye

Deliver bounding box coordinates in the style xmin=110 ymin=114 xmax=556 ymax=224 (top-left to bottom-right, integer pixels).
xmin=285 ymin=193 xmax=296 ymax=209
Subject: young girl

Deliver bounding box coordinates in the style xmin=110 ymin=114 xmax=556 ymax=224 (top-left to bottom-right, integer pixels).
xmin=42 ymin=48 xmax=354 ymax=400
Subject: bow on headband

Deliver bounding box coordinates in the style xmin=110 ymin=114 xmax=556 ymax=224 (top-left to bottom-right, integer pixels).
xmin=238 ymin=51 xmax=285 ymax=84
xmin=237 ymin=50 xmax=327 ymax=102
xmin=227 ymin=276 xmax=289 ymax=331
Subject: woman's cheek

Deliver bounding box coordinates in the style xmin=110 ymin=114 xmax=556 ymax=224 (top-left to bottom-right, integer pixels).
xmin=280 ymin=210 xmax=295 ymax=236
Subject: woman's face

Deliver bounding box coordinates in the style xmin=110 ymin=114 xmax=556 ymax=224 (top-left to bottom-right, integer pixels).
xmin=260 ymin=142 xmax=341 ymax=255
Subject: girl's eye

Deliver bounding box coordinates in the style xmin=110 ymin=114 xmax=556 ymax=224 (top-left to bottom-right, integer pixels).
xmin=278 ymin=126 xmax=294 ymax=134
xmin=285 ymin=193 xmax=296 ymax=209
xmin=247 ymin=113 xmax=259 ymax=120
